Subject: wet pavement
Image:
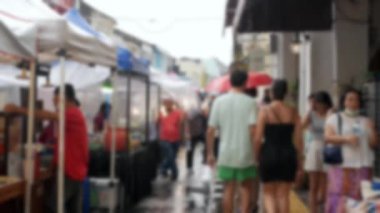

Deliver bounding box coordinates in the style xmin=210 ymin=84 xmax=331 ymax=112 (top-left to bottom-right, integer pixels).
xmin=129 ymin=144 xmax=309 ymax=213
xmin=130 ymin=144 xmax=213 ymax=213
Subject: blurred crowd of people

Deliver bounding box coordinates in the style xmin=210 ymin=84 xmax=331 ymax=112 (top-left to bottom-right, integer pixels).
xmin=157 ymin=62 xmax=378 ymax=213
xmin=2 ymin=62 xmax=376 ymax=213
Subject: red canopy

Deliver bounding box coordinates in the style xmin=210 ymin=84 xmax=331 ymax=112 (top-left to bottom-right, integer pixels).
xmin=206 ymin=72 xmax=272 ymax=93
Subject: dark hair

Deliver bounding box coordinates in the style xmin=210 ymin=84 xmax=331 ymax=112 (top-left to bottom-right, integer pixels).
xmin=230 ymin=70 xmax=248 ymax=87
xmin=75 ymin=99 xmax=81 ymax=107
xmin=339 ymin=87 xmax=363 ymax=110
xmin=99 ymin=102 xmax=111 ymax=114
xmin=263 ymin=89 xmax=271 ymax=104
xmin=272 ymin=79 xmax=288 ymax=101
xmin=54 ymin=84 xmax=78 ymax=104
xmin=263 ymin=95 xmax=271 ymax=104
xmin=244 ymin=88 xmax=257 ymax=98
xmin=313 ymin=91 xmax=333 ymax=109
xmin=99 ymin=102 xmax=106 ymax=113
xmin=98 ymin=102 xmax=111 ymax=118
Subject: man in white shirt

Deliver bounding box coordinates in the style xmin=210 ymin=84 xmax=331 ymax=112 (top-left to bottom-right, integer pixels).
xmin=207 ymin=70 xmax=257 ymax=213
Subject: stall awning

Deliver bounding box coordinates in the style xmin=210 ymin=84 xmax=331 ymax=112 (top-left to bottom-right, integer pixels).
xmin=0 ymin=20 xmax=32 ymax=63
xmin=117 ymin=47 xmax=133 ymax=71
xmin=131 ymin=56 xmax=150 ymax=74
xmin=225 ymin=0 xmax=333 ymax=32
xmin=64 ymin=9 xmax=139 ymax=73
xmin=0 ymin=0 xmax=116 ymax=67
xmin=64 ymin=8 xmax=115 ymax=48
xmin=224 ymin=0 xmax=238 ymax=27
xmin=65 ymin=9 xmax=101 ymax=38
xmin=150 ymin=68 xmax=199 ymax=111
xmin=118 ymin=53 xmax=150 ymax=74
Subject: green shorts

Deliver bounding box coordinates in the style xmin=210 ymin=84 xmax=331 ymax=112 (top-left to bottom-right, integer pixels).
xmin=217 ymin=166 xmax=258 ymax=182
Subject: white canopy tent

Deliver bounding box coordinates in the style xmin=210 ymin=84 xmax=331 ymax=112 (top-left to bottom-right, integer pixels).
xmin=0 ymin=1 xmax=116 ymax=213
xmin=0 ymin=0 xmax=116 ymax=66
xmin=0 ymin=20 xmax=32 ymax=63
xmin=0 ymin=62 xmax=111 ymax=89
xmin=0 ymin=62 xmax=110 ymax=134
xmin=149 ymin=68 xmax=200 ymax=111
xmin=0 ymin=13 xmax=32 ymax=181
xmin=37 ymin=83 xmax=104 ymax=132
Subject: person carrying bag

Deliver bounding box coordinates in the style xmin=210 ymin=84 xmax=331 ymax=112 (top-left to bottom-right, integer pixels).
xmin=323 ymin=113 xmax=343 ymax=165
xmin=324 ymin=88 xmax=378 ymax=213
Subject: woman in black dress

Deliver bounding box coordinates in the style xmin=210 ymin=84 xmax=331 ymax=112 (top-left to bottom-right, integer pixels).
xmin=254 ymin=80 xmax=303 ymax=213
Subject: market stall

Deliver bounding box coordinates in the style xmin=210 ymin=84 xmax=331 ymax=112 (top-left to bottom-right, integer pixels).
xmin=0 ymin=1 xmax=116 ymax=213
xmin=0 ymin=1 xmax=201 ymax=211
xmin=0 ymin=14 xmax=32 ymax=213
xmin=63 ymin=8 xmax=156 ymax=212
xmin=113 ymin=53 xmax=157 ymax=206
xmin=150 ymin=68 xmax=200 ymax=112
xmin=149 ymin=82 xmax=161 ymax=142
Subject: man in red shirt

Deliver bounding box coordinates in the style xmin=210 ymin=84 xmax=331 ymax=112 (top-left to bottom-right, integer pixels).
xmin=159 ymin=98 xmax=183 ymax=181
xmin=5 ymin=84 xmax=88 ymax=213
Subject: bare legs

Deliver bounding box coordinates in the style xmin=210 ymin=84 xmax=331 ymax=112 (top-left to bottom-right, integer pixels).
xmin=277 ymin=183 xmax=291 ymax=213
xmin=263 ymin=182 xmax=291 ymax=213
xmin=223 ymin=182 xmax=236 ymax=213
xmin=251 ymin=178 xmax=259 ymax=211
xmin=263 ymin=184 xmax=276 ymax=213
xmin=222 ymin=180 xmax=254 ymax=213
xmin=309 ymin=172 xmax=327 ymax=213
xmin=240 ymin=180 xmax=254 ymax=213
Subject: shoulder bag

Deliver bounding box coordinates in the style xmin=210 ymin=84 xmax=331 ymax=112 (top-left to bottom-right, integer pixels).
xmin=323 ymin=113 xmax=343 ymax=165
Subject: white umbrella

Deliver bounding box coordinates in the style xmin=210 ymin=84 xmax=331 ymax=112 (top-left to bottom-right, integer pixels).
xmin=0 ymin=62 xmax=111 ymax=90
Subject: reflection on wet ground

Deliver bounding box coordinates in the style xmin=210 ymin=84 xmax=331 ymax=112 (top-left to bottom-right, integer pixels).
xmin=130 ymin=145 xmax=211 ymax=213
xmin=129 ymin=144 xmax=309 ymax=213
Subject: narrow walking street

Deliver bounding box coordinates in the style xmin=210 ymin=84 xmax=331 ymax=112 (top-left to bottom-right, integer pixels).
xmin=130 ymin=144 xmax=309 ymax=213
xmin=0 ymin=0 xmax=380 ymax=212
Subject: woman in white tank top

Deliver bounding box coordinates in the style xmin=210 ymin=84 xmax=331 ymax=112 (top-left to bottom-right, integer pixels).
xmin=302 ymin=91 xmax=333 ymax=213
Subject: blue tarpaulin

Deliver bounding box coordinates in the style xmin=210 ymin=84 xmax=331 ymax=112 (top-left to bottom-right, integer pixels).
xmin=117 ymin=47 xmax=133 ymax=71
xmin=117 ymin=51 xmax=150 ymax=73
xmin=65 ymin=8 xmax=149 ymax=73
xmin=65 ymin=8 xmax=102 ymax=39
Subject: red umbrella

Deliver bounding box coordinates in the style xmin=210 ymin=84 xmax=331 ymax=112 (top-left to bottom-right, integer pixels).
xmin=206 ymin=72 xmax=272 ymax=93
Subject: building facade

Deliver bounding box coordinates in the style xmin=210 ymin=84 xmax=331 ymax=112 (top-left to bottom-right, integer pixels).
xmin=226 ymin=0 xmax=373 ymax=115
xmin=177 ymin=58 xmax=206 ymax=87
xmin=79 ymin=1 xmax=117 ymax=36
xmin=114 ymin=29 xmax=175 ymax=73
xmin=177 ymin=57 xmax=227 ymax=88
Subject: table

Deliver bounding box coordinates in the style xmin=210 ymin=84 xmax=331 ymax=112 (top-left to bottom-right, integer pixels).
xmin=0 ymin=169 xmax=53 ymax=213
xmin=0 ymin=176 xmax=25 ymax=213
xmin=31 ymin=169 xmax=53 ymax=213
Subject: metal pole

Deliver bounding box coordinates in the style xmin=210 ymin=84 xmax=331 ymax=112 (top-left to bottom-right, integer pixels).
xmin=157 ymin=85 xmax=161 ymax=143
xmin=146 ymin=77 xmax=150 ymax=143
xmin=24 ymin=60 xmax=36 ymax=213
xmin=126 ymin=74 xmax=131 ymax=153
xmin=3 ymin=114 xmax=10 ymax=175
xmin=57 ymin=51 xmax=66 ymax=213
xmin=376 ymin=73 xmax=380 ymax=131
xmin=109 ymin=71 xmax=117 ymax=213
